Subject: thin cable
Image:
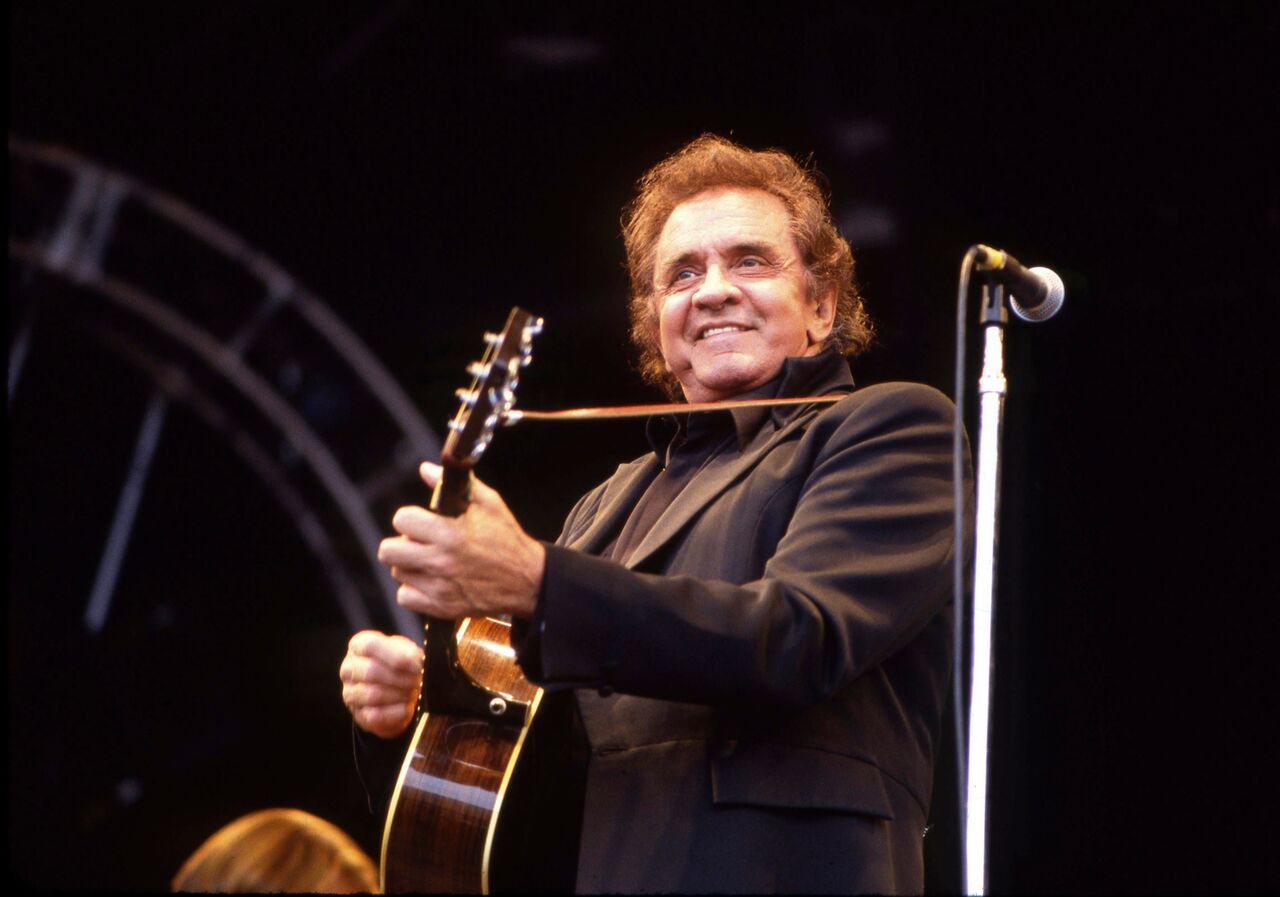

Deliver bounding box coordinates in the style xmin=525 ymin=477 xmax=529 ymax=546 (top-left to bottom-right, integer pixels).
xmin=953 ymin=246 xmax=979 ymax=863
xmin=351 ymin=720 xmax=375 ymax=815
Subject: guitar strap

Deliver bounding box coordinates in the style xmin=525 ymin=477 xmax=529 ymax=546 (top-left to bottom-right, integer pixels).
xmin=505 ymin=394 xmax=844 ymax=423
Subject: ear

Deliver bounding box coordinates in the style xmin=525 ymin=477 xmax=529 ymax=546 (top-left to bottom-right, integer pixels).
xmin=806 ymin=284 xmax=837 ymax=346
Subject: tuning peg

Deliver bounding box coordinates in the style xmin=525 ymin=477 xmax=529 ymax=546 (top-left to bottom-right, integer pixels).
xmin=447 ymin=419 xmax=465 ymax=432
xmin=454 ymin=387 xmax=478 ymax=407
xmin=483 ymin=331 xmax=503 ymax=346
xmin=525 ymin=318 xmax=544 ymax=337
xmin=467 ymin=361 xmax=489 ymax=379
xmin=468 ymin=430 xmax=493 ymax=464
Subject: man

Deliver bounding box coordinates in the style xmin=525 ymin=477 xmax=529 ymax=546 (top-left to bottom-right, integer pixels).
xmin=341 ymin=134 xmax=967 ymax=893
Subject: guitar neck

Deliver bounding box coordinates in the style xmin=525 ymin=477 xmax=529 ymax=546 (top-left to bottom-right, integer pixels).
xmin=422 ymin=462 xmax=469 ymax=710
xmin=419 ymin=461 xmax=527 ymax=724
xmin=429 ymin=463 xmax=473 ymax=519
xmin=415 ymin=306 xmax=539 ymax=724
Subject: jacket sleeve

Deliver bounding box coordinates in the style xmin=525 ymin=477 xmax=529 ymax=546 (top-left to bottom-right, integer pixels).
xmin=527 ymin=382 xmax=968 ymax=712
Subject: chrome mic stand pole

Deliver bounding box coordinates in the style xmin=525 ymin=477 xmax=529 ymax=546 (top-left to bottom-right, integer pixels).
xmin=965 ymin=280 xmax=1007 ymax=896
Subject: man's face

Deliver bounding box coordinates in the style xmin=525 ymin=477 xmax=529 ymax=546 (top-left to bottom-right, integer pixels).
xmin=652 ymin=187 xmax=835 ymax=403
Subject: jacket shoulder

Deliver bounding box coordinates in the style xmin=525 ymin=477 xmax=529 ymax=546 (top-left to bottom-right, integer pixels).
xmin=817 ymin=381 xmax=956 ymax=432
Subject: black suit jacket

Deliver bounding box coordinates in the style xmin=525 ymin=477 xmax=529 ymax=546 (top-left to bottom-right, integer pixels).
xmin=520 ymin=353 xmax=969 ymax=894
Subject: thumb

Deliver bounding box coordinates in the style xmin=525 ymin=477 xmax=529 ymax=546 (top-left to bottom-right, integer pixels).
xmin=420 ymin=461 xmax=501 ymax=511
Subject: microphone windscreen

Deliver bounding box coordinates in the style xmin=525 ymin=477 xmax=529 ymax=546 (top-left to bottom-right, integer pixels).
xmin=1011 ymin=266 xmax=1066 ymax=322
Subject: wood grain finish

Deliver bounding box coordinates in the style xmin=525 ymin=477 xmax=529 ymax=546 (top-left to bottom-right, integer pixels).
xmin=380 ymin=616 xmax=542 ymax=894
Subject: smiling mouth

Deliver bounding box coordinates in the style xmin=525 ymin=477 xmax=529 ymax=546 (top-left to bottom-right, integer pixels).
xmin=696 ymin=324 xmax=752 ymax=340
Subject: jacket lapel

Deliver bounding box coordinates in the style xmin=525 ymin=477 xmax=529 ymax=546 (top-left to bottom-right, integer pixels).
xmin=565 ymin=455 xmax=662 ymax=556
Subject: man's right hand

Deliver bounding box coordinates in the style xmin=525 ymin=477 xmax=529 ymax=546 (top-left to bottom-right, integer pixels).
xmin=339 ymin=630 xmax=424 ymax=739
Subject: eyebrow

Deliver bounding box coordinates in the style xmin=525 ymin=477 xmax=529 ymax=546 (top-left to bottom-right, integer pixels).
xmin=655 ymin=241 xmax=782 ymax=282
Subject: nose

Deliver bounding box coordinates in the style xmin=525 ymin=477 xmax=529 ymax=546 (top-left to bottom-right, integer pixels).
xmin=691 ymin=264 xmax=740 ymax=309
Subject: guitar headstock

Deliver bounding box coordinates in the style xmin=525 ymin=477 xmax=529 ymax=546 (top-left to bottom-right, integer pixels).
xmin=442 ymin=306 xmax=542 ymax=469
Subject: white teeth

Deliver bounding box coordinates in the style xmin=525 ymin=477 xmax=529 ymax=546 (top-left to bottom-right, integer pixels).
xmin=699 ymin=325 xmax=747 ymax=339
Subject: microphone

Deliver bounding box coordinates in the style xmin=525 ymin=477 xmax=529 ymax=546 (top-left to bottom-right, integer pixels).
xmin=974 ymin=244 xmax=1065 ymax=322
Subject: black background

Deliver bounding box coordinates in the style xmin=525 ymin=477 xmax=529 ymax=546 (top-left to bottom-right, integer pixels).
xmin=8 ymin=2 xmax=1279 ymax=893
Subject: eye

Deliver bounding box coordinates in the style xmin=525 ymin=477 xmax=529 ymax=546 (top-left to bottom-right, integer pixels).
xmin=736 ymin=255 xmax=772 ymax=271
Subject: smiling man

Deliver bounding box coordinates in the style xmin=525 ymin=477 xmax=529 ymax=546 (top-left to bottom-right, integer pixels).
xmin=653 ymin=186 xmax=835 ymax=402
xmin=341 ymin=134 xmax=969 ymax=893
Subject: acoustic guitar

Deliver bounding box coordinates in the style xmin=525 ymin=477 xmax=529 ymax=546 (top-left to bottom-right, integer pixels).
xmin=380 ymin=308 xmax=582 ymax=893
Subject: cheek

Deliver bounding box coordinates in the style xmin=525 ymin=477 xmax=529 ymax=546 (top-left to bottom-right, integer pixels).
xmin=656 ymin=297 xmax=687 ymax=350
xmin=763 ymin=299 xmax=812 ymax=347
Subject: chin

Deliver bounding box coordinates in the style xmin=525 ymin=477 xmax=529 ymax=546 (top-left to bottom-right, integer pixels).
xmin=684 ymin=363 xmax=769 ymax=402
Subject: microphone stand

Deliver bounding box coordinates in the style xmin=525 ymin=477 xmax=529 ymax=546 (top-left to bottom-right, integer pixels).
xmin=965 ymin=279 xmax=1007 ymax=896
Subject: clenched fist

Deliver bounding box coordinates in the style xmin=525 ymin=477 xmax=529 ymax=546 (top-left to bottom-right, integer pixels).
xmin=339 ymin=630 xmax=424 ymax=739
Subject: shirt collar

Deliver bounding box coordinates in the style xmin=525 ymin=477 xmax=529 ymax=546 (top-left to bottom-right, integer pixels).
xmin=644 ymin=347 xmax=855 ymax=458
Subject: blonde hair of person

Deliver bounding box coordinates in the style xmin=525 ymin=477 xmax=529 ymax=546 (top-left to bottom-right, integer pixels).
xmin=172 ymin=807 xmax=378 ymax=893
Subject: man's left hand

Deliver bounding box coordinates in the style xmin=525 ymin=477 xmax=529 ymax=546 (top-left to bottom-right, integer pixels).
xmin=378 ymin=462 xmax=545 ymax=620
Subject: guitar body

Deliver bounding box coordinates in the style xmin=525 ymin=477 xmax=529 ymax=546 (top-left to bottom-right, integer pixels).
xmin=381 ymin=617 xmax=535 ymax=893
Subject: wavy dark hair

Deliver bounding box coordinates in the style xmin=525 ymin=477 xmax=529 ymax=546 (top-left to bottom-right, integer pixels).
xmin=622 ymin=134 xmax=872 ymax=397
